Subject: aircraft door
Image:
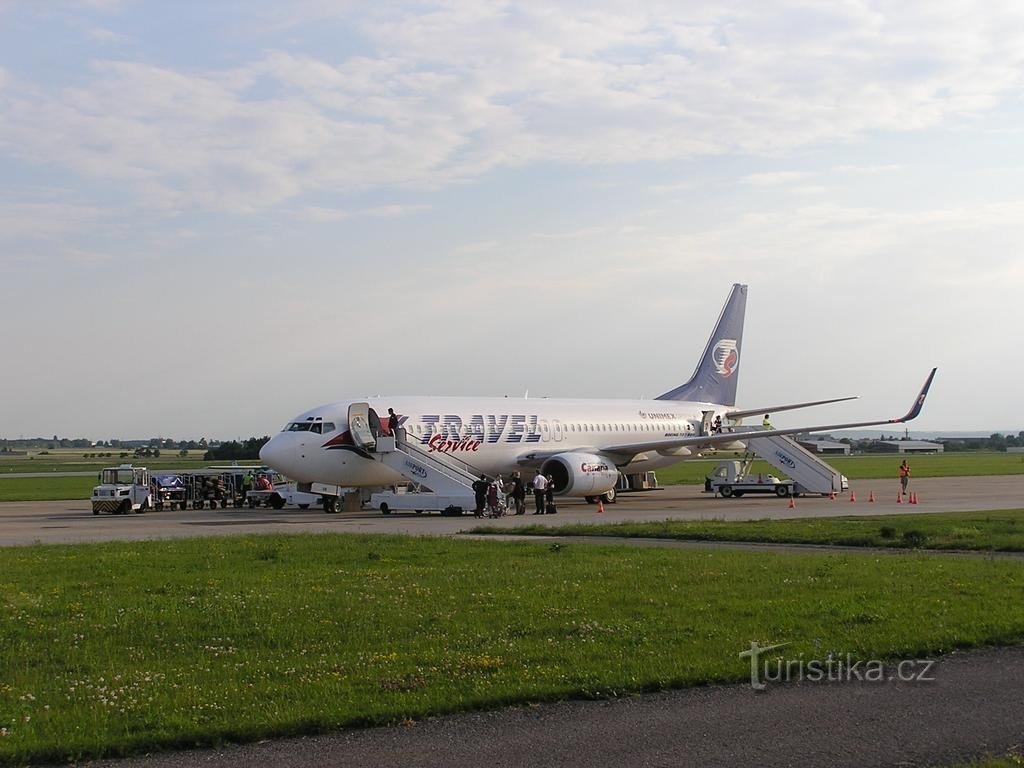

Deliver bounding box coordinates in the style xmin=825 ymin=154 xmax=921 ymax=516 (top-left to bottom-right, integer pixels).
xmin=701 ymin=410 xmax=715 ymax=437
xmin=348 ymin=402 xmax=377 ymax=451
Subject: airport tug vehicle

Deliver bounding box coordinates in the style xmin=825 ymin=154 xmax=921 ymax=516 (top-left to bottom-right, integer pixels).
xmin=91 ymin=464 xmax=154 ymax=515
xmin=705 ymin=459 xmax=798 ymax=498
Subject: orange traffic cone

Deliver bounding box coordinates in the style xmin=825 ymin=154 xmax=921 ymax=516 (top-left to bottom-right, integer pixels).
xmin=829 ymin=490 xmax=836 ymax=500
xmin=787 ymin=496 xmax=796 ymax=509
xmin=849 ymin=490 xmax=856 ymax=502
xmin=868 ymin=491 xmax=875 ymax=503
xmin=910 ymin=492 xmax=918 ymax=505
xmin=896 ymin=493 xmax=902 ymax=504
xmin=596 ymin=499 xmax=605 ymax=514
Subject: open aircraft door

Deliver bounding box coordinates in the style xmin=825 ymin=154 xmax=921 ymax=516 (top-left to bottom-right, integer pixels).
xmin=701 ymin=410 xmax=715 ymax=437
xmin=347 ymin=403 xmax=382 ymax=452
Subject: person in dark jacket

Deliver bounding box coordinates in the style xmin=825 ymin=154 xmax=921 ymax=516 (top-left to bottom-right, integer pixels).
xmin=472 ymin=474 xmax=489 ymax=518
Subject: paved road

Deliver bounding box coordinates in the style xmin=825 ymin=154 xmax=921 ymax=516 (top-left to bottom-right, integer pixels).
xmin=3 ymin=475 xmax=1022 ymax=547
xmin=82 ymin=646 xmax=1024 ymax=768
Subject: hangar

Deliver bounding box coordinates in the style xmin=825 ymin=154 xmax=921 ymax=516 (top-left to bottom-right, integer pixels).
xmin=797 ymin=438 xmax=850 ymax=455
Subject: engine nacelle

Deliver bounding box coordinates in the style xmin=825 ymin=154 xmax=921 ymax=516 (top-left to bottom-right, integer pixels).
xmin=540 ymin=452 xmax=620 ymax=497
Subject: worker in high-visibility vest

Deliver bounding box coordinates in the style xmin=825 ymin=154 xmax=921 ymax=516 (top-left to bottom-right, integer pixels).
xmin=762 ymin=414 xmax=772 ymax=430
xmin=898 ymin=460 xmax=911 ymax=496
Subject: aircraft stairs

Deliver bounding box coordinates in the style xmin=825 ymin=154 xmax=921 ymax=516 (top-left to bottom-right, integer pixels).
xmin=734 ymin=430 xmax=849 ymax=495
xmin=367 ymin=429 xmax=485 ymax=514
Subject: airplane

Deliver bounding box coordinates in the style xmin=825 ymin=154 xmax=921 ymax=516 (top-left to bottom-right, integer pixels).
xmin=259 ymin=284 xmax=936 ymax=506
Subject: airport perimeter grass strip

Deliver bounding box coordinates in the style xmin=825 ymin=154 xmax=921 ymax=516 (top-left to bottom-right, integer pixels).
xmin=1 ymin=452 xmax=1022 ymax=502
xmin=957 ymin=754 xmax=1024 ymax=768
xmin=470 ymin=509 xmax=1024 ymax=552
xmin=3 ymin=534 xmax=1024 ymax=764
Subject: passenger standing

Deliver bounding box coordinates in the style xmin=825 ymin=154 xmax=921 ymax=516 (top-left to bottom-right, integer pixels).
xmin=387 ymin=408 xmax=399 ymax=437
xmin=532 ymin=470 xmax=548 ymax=515
xmin=544 ymin=474 xmax=556 ymax=514
xmin=513 ymin=472 xmax=527 ymax=515
xmin=899 ymin=460 xmax=911 ymax=497
xmin=472 ymin=474 xmax=489 ymax=518
xmin=487 ymin=480 xmax=500 ymax=517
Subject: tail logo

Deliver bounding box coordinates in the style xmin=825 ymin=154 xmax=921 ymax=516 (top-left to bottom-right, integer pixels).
xmin=712 ymin=339 xmax=739 ymax=378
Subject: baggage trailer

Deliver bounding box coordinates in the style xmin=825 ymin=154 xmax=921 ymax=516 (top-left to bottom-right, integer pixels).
xmin=152 ymin=474 xmax=187 ymax=511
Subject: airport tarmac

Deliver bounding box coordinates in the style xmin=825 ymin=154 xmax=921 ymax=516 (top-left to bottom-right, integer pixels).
xmin=1 ymin=475 xmax=1021 ymax=547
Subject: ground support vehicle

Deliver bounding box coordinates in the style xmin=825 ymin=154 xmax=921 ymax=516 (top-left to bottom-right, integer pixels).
xmin=705 ymin=460 xmax=798 ymax=498
xmin=91 ymin=464 xmax=154 ymax=515
xmin=246 ymin=477 xmax=324 ymax=510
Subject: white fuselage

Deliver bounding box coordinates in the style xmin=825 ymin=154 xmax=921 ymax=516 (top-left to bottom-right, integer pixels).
xmin=260 ymin=395 xmax=732 ymax=488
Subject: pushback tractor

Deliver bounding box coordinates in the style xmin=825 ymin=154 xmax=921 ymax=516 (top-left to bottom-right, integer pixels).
xmin=91 ymin=464 xmax=154 ymax=515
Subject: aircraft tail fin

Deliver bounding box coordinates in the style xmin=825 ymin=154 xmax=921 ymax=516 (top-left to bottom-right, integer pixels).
xmin=656 ymin=283 xmax=747 ymax=406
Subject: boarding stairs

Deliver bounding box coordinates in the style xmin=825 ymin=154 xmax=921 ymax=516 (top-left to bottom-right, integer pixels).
xmin=736 ymin=431 xmax=849 ymax=495
xmin=367 ymin=429 xmax=483 ymax=514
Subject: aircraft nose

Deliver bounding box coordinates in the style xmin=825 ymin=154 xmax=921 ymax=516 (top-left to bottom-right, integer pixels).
xmin=259 ymin=435 xmax=291 ymax=472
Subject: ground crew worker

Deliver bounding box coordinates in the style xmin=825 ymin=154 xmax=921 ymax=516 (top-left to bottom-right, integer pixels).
xmin=762 ymin=414 xmax=772 ymax=430
xmin=899 ymin=460 xmax=911 ymax=496
xmin=532 ymin=470 xmax=548 ymax=514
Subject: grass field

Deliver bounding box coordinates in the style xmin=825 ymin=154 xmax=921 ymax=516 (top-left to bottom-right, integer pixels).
xmin=2 ymin=533 xmax=1024 ymax=763
xmin=0 ymin=449 xmax=212 ymax=475
xmin=472 ymin=509 xmax=1024 ymax=552
xmin=654 ymin=451 xmax=1024 ymax=486
xmin=0 ymin=450 xmax=261 ymax=502
xmin=0 ymin=451 xmax=1021 ymax=503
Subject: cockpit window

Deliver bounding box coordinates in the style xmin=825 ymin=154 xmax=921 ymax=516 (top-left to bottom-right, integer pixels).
xmin=309 ymin=423 xmax=322 ymax=434
xmin=322 ymin=422 xmax=336 ymax=434
xmin=287 ymin=422 xmax=313 ymax=432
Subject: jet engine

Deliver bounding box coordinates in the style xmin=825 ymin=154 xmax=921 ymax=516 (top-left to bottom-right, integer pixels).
xmin=540 ymin=452 xmax=620 ymax=497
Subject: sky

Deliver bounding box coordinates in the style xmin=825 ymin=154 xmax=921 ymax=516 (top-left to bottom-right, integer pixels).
xmin=1 ymin=0 xmax=1023 ymax=441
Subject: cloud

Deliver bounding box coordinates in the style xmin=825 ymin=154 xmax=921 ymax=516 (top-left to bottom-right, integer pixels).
xmin=298 ymin=203 xmax=431 ymax=222
xmin=2 ymin=2 xmax=1024 ymax=212
xmin=0 ymin=202 xmax=109 ymax=239
xmin=832 ymin=164 xmax=906 ymax=175
xmin=740 ymin=171 xmax=814 ymax=186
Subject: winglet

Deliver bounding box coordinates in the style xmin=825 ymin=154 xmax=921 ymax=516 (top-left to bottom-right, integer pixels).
xmin=894 ymin=368 xmax=937 ymax=423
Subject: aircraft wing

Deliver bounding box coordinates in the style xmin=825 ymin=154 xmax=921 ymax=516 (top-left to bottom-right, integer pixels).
xmin=520 ymin=368 xmax=936 ymax=466
xmin=724 ymin=396 xmax=857 ymax=421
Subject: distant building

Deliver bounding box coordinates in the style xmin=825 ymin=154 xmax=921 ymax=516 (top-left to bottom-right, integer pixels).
xmin=881 ymin=440 xmax=944 ymax=454
xmin=798 ymin=439 xmax=850 ymax=455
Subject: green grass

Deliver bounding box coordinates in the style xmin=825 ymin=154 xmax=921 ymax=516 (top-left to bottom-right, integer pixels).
xmin=0 ymin=449 xmax=212 ymax=475
xmin=654 ymin=451 xmax=1024 ymax=486
xmin=956 ymin=755 xmax=1024 ymax=768
xmin=2 ymin=533 xmax=1024 ymax=763
xmin=0 ymin=451 xmax=1020 ymax=503
xmin=472 ymin=509 xmax=1024 ymax=552
xmin=0 ymin=476 xmax=97 ymax=503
